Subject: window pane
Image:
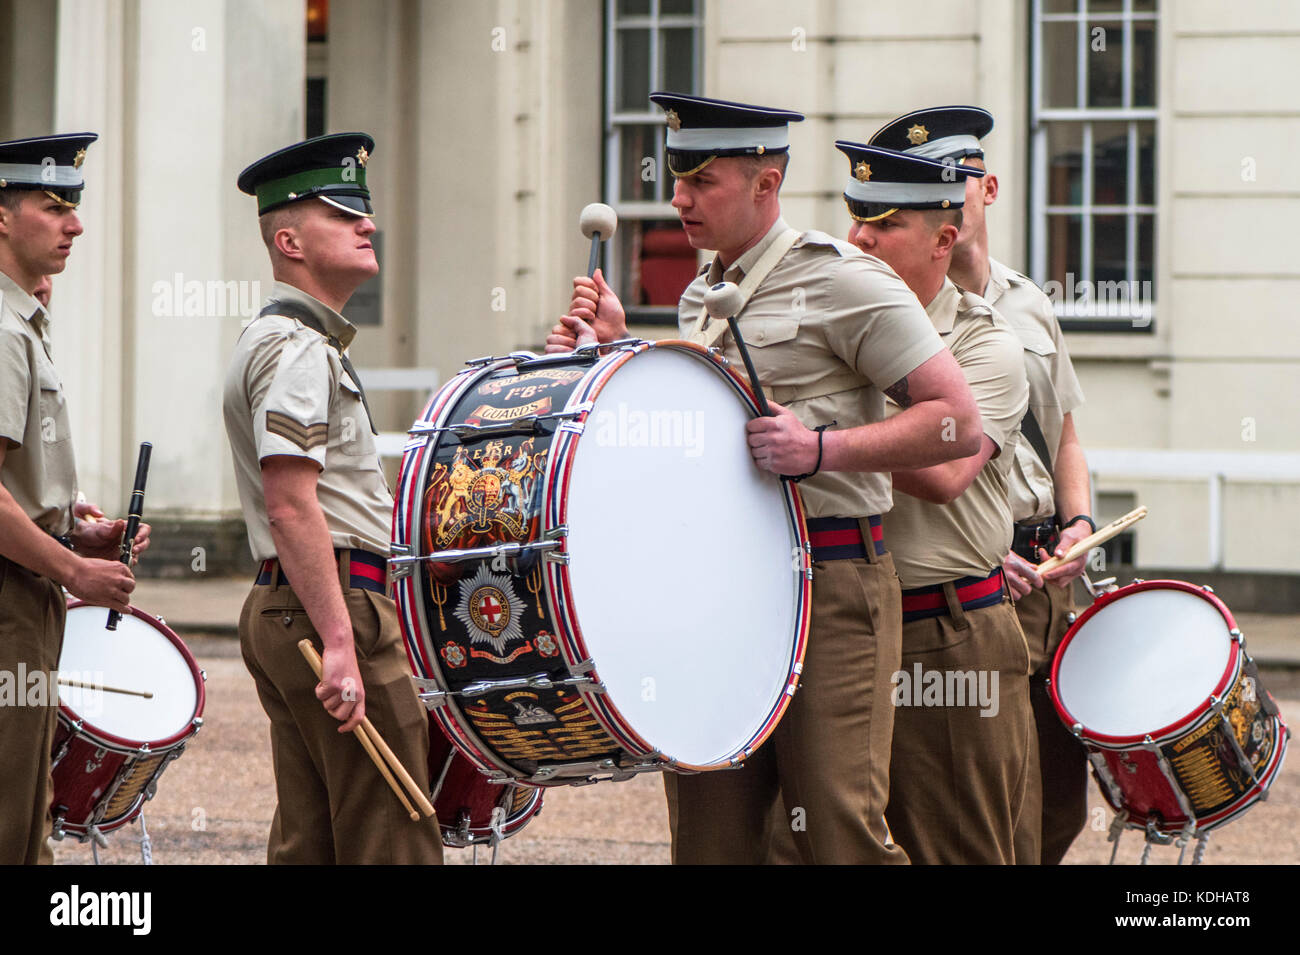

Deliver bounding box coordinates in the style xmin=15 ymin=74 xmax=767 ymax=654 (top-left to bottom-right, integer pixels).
xmin=1137 ymin=214 xmax=1155 ymax=290
xmin=1046 ymin=214 xmax=1083 ymax=288
xmin=619 ymin=124 xmax=659 ymax=202
xmin=1091 ymin=120 xmax=1129 ymax=206
xmin=1137 ymin=122 xmax=1155 ymax=205
xmin=1086 ymin=20 xmax=1124 ymax=107
xmin=1132 ymin=0 xmax=1157 ymax=11
xmin=1043 ymin=0 xmax=1078 ymax=13
xmin=1047 ymin=123 xmax=1084 ymax=206
xmin=1086 ymin=0 xmax=1123 ymax=12
xmin=661 ymin=28 xmax=695 ymax=93
xmin=639 ymin=221 xmax=696 ymax=305
xmin=617 ymin=29 xmax=651 ymax=111
xmin=661 ymin=0 xmax=696 ymax=15
xmin=1132 ymin=20 xmax=1158 ymax=107
xmin=617 ymin=0 xmax=650 ymax=16
xmin=1093 ymin=214 xmax=1126 ymax=283
xmin=1042 ymin=22 xmax=1079 ymax=108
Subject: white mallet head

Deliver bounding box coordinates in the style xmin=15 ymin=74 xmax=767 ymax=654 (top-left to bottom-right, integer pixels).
xmin=579 ymin=202 xmax=618 ymax=241
xmin=703 ymin=281 xmax=744 ymax=322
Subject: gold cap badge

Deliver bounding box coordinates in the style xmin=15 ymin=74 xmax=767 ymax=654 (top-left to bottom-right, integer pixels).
xmin=906 ymin=124 xmax=930 ymax=146
xmin=854 ymin=161 xmax=872 ymax=183
xmin=73 ymin=148 xmax=86 ymax=169
xmin=356 ymin=146 xmax=369 ymax=168
xmin=665 ymin=109 xmax=682 ymax=132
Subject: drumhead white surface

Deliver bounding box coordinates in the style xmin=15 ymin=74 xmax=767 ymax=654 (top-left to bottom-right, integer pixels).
xmin=59 ymin=606 xmax=200 ymax=743
xmin=563 ymin=347 xmax=801 ymax=765
xmin=1056 ymin=587 xmax=1232 ymax=738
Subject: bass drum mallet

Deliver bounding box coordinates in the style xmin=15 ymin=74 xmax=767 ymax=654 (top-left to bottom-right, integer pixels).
xmin=704 ymin=281 xmax=770 ymax=416
xmin=579 ymin=202 xmax=618 ymax=277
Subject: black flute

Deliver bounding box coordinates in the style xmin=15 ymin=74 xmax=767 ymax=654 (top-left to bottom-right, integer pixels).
xmin=106 ymin=442 xmax=152 ymax=631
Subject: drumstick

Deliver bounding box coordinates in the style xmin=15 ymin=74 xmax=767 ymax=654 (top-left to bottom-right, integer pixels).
xmin=57 ymin=677 xmax=154 ymax=699
xmin=107 ymin=441 xmax=152 ymax=631
xmin=296 ymin=640 xmax=434 ymax=820
xmin=579 ymin=203 xmax=617 ymax=277
xmin=704 ymin=281 xmax=771 ymax=416
xmin=1036 ymin=506 xmax=1148 ymax=575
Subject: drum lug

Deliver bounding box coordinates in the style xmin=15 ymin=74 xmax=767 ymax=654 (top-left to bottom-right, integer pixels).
xmin=412 ymin=676 xmax=449 ymax=709
xmin=464 ymin=354 xmax=504 ymax=368
xmin=1229 ymin=627 xmax=1242 ymax=644
xmin=706 ymin=346 xmax=731 ymax=367
xmin=1200 ymin=584 xmax=1215 ymax=594
xmin=192 ymin=716 xmax=204 ymax=729
xmin=387 ymin=543 xmax=414 ymax=582
xmin=544 ymin=524 xmax=568 ymax=540
xmin=544 ymin=551 xmax=570 ymax=565
xmin=51 ymin=814 xmax=67 ymax=842
xmin=1065 ymin=612 xmax=1076 ymax=625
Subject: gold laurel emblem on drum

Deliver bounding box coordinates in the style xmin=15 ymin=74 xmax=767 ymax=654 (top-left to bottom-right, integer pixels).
xmin=854 ymin=161 xmax=872 ymax=182
xmin=906 ymin=124 xmax=930 ymax=145
xmin=665 ymin=109 xmax=682 ymax=132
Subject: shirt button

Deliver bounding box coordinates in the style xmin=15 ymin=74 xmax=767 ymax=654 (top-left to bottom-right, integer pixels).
xmin=755 ymin=330 xmax=765 ymax=342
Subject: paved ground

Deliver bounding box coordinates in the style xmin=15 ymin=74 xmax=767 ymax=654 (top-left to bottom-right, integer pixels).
xmin=48 ymin=577 xmax=1300 ymax=866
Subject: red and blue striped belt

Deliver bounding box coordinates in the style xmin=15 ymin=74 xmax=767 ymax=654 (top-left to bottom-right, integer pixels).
xmin=806 ymin=516 xmax=885 ymax=562
xmin=257 ymin=548 xmax=389 ymax=596
xmin=900 ymin=567 xmax=1006 ymax=623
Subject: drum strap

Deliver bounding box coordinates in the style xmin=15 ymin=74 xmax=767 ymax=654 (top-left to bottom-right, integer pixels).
xmin=687 ymin=227 xmax=801 ymax=349
xmin=258 ymin=301 xmax=379 ymax=435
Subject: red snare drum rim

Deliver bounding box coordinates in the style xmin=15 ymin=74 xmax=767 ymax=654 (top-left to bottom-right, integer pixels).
xmin=544 ymin=339 xmax=812 ymax=772
xmin=1048 ymin=579 xmax=1241 ymax=747
xmin=61 ymin=601 xmax=206 ymax=752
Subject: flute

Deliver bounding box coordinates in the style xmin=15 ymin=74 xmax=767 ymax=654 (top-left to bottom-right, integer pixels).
xmin=106 ymin=441 xmax=152 ymax=631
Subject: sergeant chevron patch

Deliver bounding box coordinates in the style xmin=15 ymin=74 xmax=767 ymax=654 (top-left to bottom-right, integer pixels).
xmin=266 ymin=410 xmax=328 ymax=451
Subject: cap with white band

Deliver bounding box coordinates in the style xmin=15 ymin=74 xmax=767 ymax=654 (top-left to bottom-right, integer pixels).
xmin=0 ymin=133 xmax=98 ymax=208
xmin=867 ymin=106 xmax=994 ymax=163
xmin=650 ymin=92 xmax=804 ymax=177
xmin=833 ymin=141 xmax=985 ymax=223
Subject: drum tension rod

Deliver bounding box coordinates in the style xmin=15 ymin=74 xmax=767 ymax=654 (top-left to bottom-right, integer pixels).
xmin=407 ymin=409 xmax=586 ymax=441
xmin=388 ymin=540 xmax=564 ymax=582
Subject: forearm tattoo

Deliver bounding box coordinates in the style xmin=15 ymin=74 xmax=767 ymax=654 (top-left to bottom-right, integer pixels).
xmin=884 ymin=376 xmax=913 ymax=409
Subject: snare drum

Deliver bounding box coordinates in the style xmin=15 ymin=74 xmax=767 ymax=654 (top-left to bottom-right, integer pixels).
xmin=427 ymin=714 xmax=543 ymax=846
xmin=1050 ymin=580 xmax=1289 ymax=834
xmin=392 ymin=340 xmax=811 ymax=786
xmin=51 ymin=603 xmax=206 ymax=841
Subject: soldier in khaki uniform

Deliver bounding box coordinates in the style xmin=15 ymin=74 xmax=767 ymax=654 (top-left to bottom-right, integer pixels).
xmin=548 ymin=94 xmax=982 ymax=864
xmin=871 ymin=107 xmax=1093 ymax=864
xmin=836 ymin=141 xmax=1032 ymax=864
xmin=224 ymin=133 xmax=442 ymax=864
xmin=0 ymin=133 xmax=149 ymax=864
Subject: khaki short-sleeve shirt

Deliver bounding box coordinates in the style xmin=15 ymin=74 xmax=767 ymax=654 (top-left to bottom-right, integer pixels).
xmin=983 ymin=258 xmax=1085 ymax=523
xmin=884 ymin=279 xmax=1028 ymax=587
xmin=0 ymin=270 xmax=77 ymax=536
xmin=678 ymin=217 xmax=944 ymax=519
xmin=222 ymin=281 xmax=393 ymax=561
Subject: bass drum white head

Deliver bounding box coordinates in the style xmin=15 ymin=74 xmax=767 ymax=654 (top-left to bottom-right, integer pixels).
xmin=60 ymin=605 xmax=200 ymax=745
xmin=1055 ymin=584 xmax=1233 ymax=739
xmin=562 ymin=345 xmax=802 ymax=767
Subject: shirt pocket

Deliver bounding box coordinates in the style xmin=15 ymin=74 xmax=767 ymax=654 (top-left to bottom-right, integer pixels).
xmin=331 ymin=372 xmax=379 ymax=464
xmin=742 ymin=315 xmax=800 ymax=349
xmin=35 ymin=365 xmax=70 ymax=445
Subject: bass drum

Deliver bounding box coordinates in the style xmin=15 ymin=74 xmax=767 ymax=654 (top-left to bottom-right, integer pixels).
xmin=392 ymin=340 xmax=810 ymax=787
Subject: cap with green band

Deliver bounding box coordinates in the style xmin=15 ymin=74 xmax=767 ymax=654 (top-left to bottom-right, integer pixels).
xmin=237 ymin=132 xmax=375 ymax=217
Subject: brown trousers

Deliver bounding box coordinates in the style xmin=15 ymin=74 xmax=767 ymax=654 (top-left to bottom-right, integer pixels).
xmin=0 ymin=555 xmax=64 ymax=865
xmin=240 ymin=560 xmax=443 ymax=865
xmin=1012 ymin=583 xmax=1089 ymax=864
xmin=664 ymin=539 xmax=909 ymax=864
xmin=886 ymin=595 xmax=1033 ymax=864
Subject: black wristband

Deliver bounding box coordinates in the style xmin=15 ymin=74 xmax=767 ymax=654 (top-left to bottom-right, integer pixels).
xmin=1062 ymin=514 xmax=1096 ymax=534
xmin=790 ymin=420 xmax=837 ymax=484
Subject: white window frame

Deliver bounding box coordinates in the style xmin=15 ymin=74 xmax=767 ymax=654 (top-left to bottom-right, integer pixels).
xmin=604 ymin=0 xmax=702 ymax=324
xmin=1030 ymin=0 xmax=1158 ymax=330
